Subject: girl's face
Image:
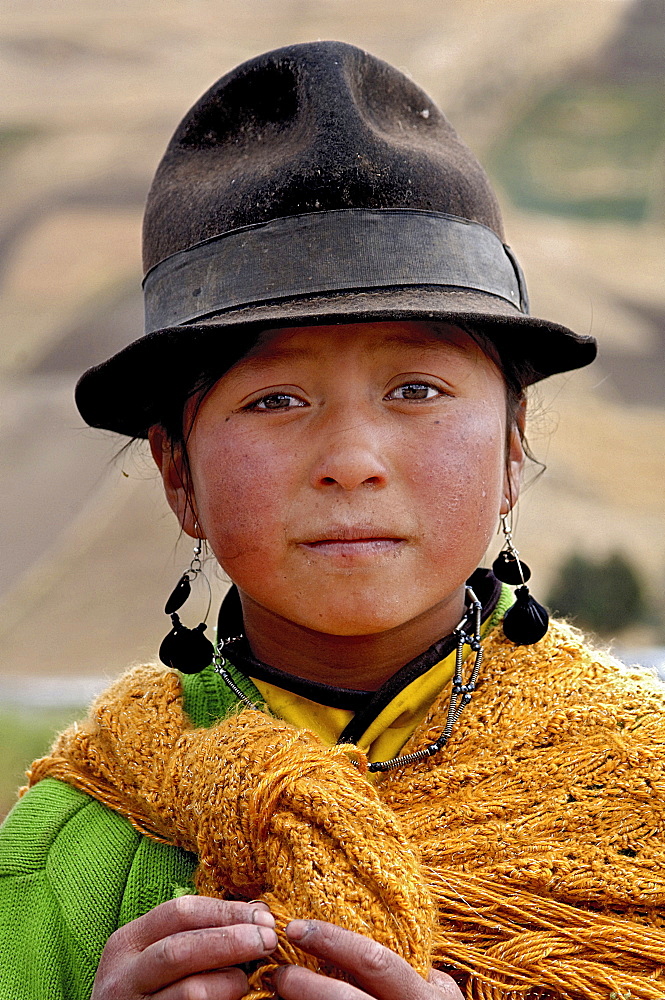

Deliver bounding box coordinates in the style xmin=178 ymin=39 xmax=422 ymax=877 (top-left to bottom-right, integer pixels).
xmin=153 ymin=321 xmax=524 ymax=638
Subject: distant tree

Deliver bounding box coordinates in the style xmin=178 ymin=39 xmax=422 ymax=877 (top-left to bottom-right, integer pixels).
xmin=547 ymin=551 xmax=647 ymax=636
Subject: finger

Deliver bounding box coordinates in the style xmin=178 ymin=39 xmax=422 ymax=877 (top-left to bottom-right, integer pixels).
xmin=275 ymin=964 xmax=464 ymax=1000
xmin=284 ymin=920 xmax=434 ymax=1000
xmin=156 ymin=966 xmax=247 ymax=1000
xmin=428 ymin=969 xmax=464 ymax=999
xmin=275 ymin=964 xmax=368 ymax=1000
xmin=135 ymin=923 xmax=277 ymax=993
xmin=119 ymin=895 xmax=274 ymax=952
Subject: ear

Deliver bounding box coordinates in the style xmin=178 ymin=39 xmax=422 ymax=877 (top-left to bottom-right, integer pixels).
xmin=500 ymin=398 xmax=526 ymax=516
xmin=148 ymin=425 xmax=202 ymax=539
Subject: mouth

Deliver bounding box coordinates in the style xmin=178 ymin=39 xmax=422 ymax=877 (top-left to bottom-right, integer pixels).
xmin=298 ymin=526 xmax=407 ymax=559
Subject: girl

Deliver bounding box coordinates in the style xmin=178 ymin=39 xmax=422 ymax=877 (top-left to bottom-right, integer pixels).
xmin=3 ymin=41 xmax=665 ymax=1000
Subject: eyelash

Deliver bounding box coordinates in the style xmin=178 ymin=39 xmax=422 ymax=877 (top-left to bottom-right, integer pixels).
xmin=245 ymin=381 xmax=445 ymax=411
xmin=385 ymin=382 xmax=442 ymax=401
xmin=246 ymin=393 xmax=307 ymax=411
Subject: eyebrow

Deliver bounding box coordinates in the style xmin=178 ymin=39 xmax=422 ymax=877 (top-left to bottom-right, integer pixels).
xmin=381 ymin=332 xmax=464 ymax=349
xmin=229 ymin=329 xmax=471 ymax=376
xmin=229 ymin=345 xmax=313 ymax=372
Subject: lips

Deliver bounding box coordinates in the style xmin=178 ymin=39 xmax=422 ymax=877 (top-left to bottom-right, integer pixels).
xmin=298 ymin=524 xmax=406 ymax=545
xmin=297 ymin=525 xmax=407 ymax=559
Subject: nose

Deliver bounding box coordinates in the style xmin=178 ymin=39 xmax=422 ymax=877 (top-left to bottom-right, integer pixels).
xmin=310 ymin=415 xmax=390 ymax=491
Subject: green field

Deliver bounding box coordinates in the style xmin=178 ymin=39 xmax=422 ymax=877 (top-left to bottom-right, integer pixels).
xmin=490 ymin=82 xmax=665 ymax=221
xmin=0 ymin=706 xmax=85 ymax=821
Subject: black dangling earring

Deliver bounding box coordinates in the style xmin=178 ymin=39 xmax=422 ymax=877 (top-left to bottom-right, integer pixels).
xmin=492 ymin=514 xmax=549 ymax=645
xmin=159 ymin=539 xmax=215 ymax=673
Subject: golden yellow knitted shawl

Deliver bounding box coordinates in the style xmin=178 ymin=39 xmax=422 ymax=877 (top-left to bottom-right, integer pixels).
xmin=29 ymin=622 xmax=665 ymax=1000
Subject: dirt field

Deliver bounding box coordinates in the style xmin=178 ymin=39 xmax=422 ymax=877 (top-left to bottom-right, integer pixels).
xmin=1 ymin=0 xmax=663 ymax=684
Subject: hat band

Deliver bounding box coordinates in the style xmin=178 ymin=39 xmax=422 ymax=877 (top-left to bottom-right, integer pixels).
xmin=143 ymin=208 xmax=529 ymax=333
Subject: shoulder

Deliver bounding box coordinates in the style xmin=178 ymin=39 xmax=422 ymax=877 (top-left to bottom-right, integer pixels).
xmin=459 ymin=617 xmax=665 ymax=762
xmin=1 ymin=777 xmax=197 ymax=923
xmin=481 ymin=617 xmax=665 ymax=714
xmin=1 ymin=777 xmax=140 ymax=881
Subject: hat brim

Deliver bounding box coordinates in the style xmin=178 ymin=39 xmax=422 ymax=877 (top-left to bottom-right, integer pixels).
xmin=75 ymin=286 xmax=597 ymax=438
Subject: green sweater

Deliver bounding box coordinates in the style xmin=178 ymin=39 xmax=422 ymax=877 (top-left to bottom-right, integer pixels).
xmin=0 ymin=663 xmax=260 ymax=1000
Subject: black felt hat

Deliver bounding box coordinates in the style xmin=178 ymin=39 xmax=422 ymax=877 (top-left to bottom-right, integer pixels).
xmin=76 ymin=40 xmax=596 ymax=437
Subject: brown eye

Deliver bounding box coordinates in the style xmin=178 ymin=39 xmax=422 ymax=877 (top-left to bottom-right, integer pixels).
xmin=388 ymin=383 xmax=439 ymax=400
xmin=262 ymin=394 xmax=292 ymax=409
xmin=250 ymin=393 xmax=306 ymax=411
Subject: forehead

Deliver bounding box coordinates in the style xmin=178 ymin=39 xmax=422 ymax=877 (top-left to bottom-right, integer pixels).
xmin=236 ymin=320 xmax=492 ymax=369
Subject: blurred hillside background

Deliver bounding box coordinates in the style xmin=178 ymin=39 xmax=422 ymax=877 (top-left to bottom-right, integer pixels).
xmin=1 ymin=0 xmax=664 ymax=813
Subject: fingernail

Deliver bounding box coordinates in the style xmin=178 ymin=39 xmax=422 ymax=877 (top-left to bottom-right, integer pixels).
xmin=258 ymin=926 xmax=278 ymax=950
xmin=252 ymin=908 xmax=276 ymax=928
xmin=285 ymin=919 xmax=308 ymax=941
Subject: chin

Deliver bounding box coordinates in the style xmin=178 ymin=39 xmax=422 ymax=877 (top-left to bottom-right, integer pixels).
xmin=295 ymin=595 xmax=424 ymax=637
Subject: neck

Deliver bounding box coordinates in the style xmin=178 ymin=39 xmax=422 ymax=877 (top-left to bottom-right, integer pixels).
xmin=237 ymin=587 xmax=467 ymax=691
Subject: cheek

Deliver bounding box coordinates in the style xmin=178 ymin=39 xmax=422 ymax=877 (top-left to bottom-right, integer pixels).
xmin=188 ymin=426 xmax=293 ymax=565
xmin=409 ymin=411 xmax=505 ymax=546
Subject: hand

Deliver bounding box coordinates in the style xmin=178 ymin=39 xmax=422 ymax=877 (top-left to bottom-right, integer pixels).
xmin=91 ymin=896 xmax=277 ymax=999
xmin=274 ymin=920 xmax=463 ymax=1000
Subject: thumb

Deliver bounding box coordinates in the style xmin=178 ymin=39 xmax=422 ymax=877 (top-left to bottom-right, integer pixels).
xmin=428 ymin=967 xmax=464 ymax=998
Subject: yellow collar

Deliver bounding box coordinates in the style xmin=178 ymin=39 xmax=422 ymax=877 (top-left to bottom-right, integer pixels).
xmin=251 ymin=604 xmax=505 ymax=778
